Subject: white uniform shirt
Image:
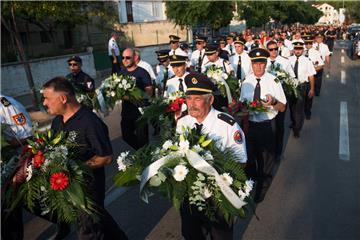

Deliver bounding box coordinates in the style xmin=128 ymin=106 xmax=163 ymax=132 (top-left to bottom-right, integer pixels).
xmin=266 ymin=55 xmax=296 ymax=78
xmin=289 ymin=55 xmax=316 ymax=84
xmin=245 ymin=41 xmax=254 ymax=52
xmin=155 ymin=64 xmax=174 ymax=86
xmin=225 ymin=43 xmax=235 ymax=56
xmin=202 ymin=58 xmax=234 ymax=75
xmin=108 ymin=37 xmax=120 ymax=56
xmin=313 ymin=42 xmax=330 ymax=61
xmin=304 ymin=48 xmax=324 ymax=67
xmin=278 ymin=45 xmax=291 ymax=58
xmin=164 ymin=72 xmax=189 ymax=97
xmin=284 ymin=39 xmax=294 ymax=51
xmin=176 ymin=107 xmax=247 ymax=163
xmin=0 ymin=95 xmax=32 ymax=140
xmin=137 ymin=60 xmax=156 ymax=80
xmin=230 ymin=52 xmax=252 ymax=80
xmin=240 ymin=72 xmax=287 ymax=122
xmin=190 ymin=49 xmax=209 ymax=72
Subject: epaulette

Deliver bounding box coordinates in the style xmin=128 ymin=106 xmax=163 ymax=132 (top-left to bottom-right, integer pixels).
xmin=1 ymin=97 xmax=11 ymax=107
xmin=217 ymin=113 xmax=235 ymax=126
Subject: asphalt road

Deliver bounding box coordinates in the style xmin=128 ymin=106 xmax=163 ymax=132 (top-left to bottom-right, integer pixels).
xmin=23 ymin=40 xmax=360 ymax=240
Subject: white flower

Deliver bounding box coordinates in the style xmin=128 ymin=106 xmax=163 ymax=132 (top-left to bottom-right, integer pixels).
xmin=238 ymin=189 xmax=247 ymax=200
xmin=244 ymin=179 xmax=254 ymax=195
xmin=121 ymin=79 xmax=127 ymax=85
xmin=116 ymin=151 xmax=130 ymax=171
xmin=203 ymin=187 xmax=212 ymax=199
xmin=178 ymin=140 xmax=190 ymax=155
xmin=26 ymin=165 xmax=33 ymax=182
xmin=114 ymin=78 xmax=121 ymax=83
xmin=220 ymin=173 xmax=233 ymax=186
xmin=126 ymin=83 xmax=131 ymax=89
xmin=173 ymin=165 xmax=189 ymax=182
xmin=204 ymin=151 xmax=214 ymax=161
xmin=192 ymin=144 xmax=202 ymax=153
xmin=110 ymin=91 xmax=116 ymax=97
xmin=162 ymin=140 xmax=173 ymax=150
xmin=40 ymin=186 xmax=46 ymax=192
xmin=221 ymin=73 xmax=229 ymax=79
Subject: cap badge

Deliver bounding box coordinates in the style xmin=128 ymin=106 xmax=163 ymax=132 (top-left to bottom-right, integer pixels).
xmin=256 ymin=52 xmax=260 ymax=56
xmin=191 ymin=78 xmax=198 ymax=84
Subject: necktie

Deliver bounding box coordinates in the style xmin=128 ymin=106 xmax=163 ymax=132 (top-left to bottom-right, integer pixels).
xmin=305 ymin=49 xmax=309 ymax=58
xmin=230 ymin=45 xmax=233 ymax=55
xmin=163 ymin=67 xmax=168 ymax=89
xmin=271 ymin=60 xmax=275 ymax=70
xmin=316 ymin=43 xmax=319 ymax=51
xmin=253 ymin=78 xmax=261 ymax=101
xmin=279 ymin=47 xmax=282 ymax=56
xmin=178 ymin=78 xmax=184 ymax=92
xmin=237 ymin=55 xmax=242 ymax=80
xmin=198 ymin=51 xmax=202 ymax=73
xmin=294 ymin=56 xmax=299 ymax=79
xmin=195 ymin=123 xmax=203 ymax=135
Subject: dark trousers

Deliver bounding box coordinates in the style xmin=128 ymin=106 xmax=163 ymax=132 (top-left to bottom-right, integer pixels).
xmin=109 ymin=56 xmax=121 ymax=74
xmin=245 ymin=119 xmax=276 ymax=201
xmin=180 ymin=201 xmax=233 ymax=240
xmin=275 ymin=104 xmax=287 ymax=156
xmin=289 ymin=84 xmax=307 ymax=132
xmin=304 ymin=82 xmax=314 ymax=118
xmin=314 ymin=69 xmax=324 ymax=96
xmin=1 ymin=203 xmax=23 ymax=240
xmin=121 ymin=116 xmax=149 ymax=150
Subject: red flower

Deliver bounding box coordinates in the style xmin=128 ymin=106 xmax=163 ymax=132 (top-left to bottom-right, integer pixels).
xmin=50 ymin=172 xmax=69 ymax=191
xmin=32 ymin=151 xmax=45 ymax=168
xmin=21 ymin=145 xmax=32 ymax=156
xmin=166 ymin=98 xmax=185 ymax=113
xmin=36 ymin=138 xmax=45 ymax=144
xmin=251 ymin=101 xmax=257 ymax=107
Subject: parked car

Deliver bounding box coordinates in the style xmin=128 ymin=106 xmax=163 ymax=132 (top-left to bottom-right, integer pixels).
xmin=349 ymin=31 xmax=360 ymax=60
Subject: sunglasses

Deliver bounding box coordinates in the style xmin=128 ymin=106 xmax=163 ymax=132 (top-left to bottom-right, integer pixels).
xmin=68 ymin=63 xmax=78 ymax=66
xmin=122 ymin=56 xmax=132 ymax=60
xmin=268 ymin=48 xmax=278 ymax=51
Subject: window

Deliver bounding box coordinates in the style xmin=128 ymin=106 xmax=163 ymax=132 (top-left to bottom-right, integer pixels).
xmin=152 ymin=2 xmax=161 ymax=18
xmin=126 ymin=1 xmax=133 ymax=22
xmin=40 ymin=31 xmax=51 ymax=43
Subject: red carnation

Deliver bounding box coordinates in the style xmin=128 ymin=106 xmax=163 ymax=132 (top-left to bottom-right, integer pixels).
xmin=251 ymin=101 xmax=257 ymax=107
xmin=166 ymin=98 xmax=185 ymax=113
xmin=32 ymin=151 xmax=45 ymax=168
xmin=50 ymin=172 xmax=69 ymax=190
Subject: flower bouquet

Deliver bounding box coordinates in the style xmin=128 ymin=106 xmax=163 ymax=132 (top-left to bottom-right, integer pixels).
xmin=205 ymin=65 xmax=240 ymax=104
xmin=97 ymin=74 xmax=144 ymax=111
xmin=4 ymin=130 xmax=97 ymax=223
xmin=114 ymin=127 xmax=253 ymax=223
xmin=268 ymin=63 xmax=301 ymax=99
xmin=138 ymin=91 xmax=186 ymax=137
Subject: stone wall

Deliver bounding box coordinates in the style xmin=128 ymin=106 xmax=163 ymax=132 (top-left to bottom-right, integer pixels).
xmin=1 ymin=52 xmax=96 ymax=97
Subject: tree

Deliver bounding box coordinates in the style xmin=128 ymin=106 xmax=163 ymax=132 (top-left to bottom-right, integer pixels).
xmin=237 ymin=1 xmax=322 ymax=28
xmin=165 ymin=1 xmax=234 ymax=30
xmin=1 ymin=1 xmax=118 ymax=109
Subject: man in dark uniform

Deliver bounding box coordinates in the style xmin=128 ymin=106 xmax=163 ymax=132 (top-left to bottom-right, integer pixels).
xmin=42 ymin=77 xmax=128 ymax=239
xmin=66 ymin=55 xmax=95 ymax=95
xmin=118 ymin=48 xmax=153 ymax=150
xmin=324 ymin=26 xmax=337 ymax=53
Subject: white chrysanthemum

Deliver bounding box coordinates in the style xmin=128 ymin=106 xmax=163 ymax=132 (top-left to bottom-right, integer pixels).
xmin=173 ymin=165 xmax=189 ymax=182
xmin=178 ymin=140 xmax=190 ymax=155
xmin=238 ymin=189 xmax=247 ymax=200
xmin=26 ymin=165 xmax=33 ymax=182
xmin=203 ymin=187 xmax=212 ymax=199
xmin=110 ymin=91 xmax=116 ymax=97
xmin=244 ymin=179 xmax=254 ymax=195
xmin=162 ymin=140 xmax=173 ymax=150
xmin=220 ymin=173 xmax=233 ymax=186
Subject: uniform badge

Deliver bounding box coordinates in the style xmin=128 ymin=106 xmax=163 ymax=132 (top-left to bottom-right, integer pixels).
xmin=192 ymin=77 xmax=198 ymax=84
xmin=233 ymin=130 xmax=242 ymax=144
xmin=256 ymin=52 xmax=260 ymax=56
xmin=1 ymin=97 xmax=11 ymax=107
xmin=12 ymin=113 xmax=27 ymax=126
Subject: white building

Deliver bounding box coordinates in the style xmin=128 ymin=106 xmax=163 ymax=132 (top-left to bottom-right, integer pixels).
xmin=313 ymin=3 xmax=341 ymax=25
xmin=118 ymin=0 xmax=166 ymax=23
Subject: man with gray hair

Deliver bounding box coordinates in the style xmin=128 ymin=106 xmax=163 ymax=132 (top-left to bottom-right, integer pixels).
xmin=176 ymin=72 xmax=247 ymax=240
xmin=133 ymin=48 xmax=156 ymax=83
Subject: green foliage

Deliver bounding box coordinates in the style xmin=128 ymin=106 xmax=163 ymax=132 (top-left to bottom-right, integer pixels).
xmin=165 ymin=1 xmax=234 ymax=30
xmin=237 ymin=1 xmax=323 ymax=27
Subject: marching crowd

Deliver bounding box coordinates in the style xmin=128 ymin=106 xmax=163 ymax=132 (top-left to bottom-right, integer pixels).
xmin=1 ymin=24 xmax=335 ymax=240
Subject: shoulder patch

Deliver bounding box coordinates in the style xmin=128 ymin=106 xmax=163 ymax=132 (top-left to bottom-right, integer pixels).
xmin=233 ymin=130 xmax=243 ymax=144
xmin=12 ymin=113 xmax=27 ymax=126
xmin=1 ymin=97 xmax=11 ymax=107
xmin=217 ymin=113 xmax=235 ymax=126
